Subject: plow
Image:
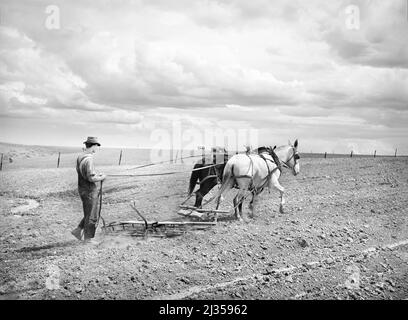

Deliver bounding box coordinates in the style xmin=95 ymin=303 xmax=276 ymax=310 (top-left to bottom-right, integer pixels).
xmin=102 ymin=219 xmax=217 ymax=238
xmin=101 ymin=201 xmax=217 ymax=238
xmin=100 ymin=149 xmax=230 ymax=238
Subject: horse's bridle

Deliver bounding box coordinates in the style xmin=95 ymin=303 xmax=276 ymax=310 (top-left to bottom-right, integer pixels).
xmin=279 ymin=147 xmax=300 ymax=170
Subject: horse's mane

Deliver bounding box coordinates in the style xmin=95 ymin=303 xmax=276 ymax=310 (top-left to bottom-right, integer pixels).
xmin=255 ymin=146 xmax=270 ymax=154
xmin=274 ymin=145 xmax=290 ymax=151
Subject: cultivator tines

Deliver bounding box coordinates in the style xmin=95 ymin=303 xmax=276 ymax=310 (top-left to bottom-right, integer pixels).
xmin=103 ymin=221 xmax=146 ymax=232
xmin=101 ymin=202 xmax=217 ymax=238
xmin=102 ymin=220 xmax=216 ymax=238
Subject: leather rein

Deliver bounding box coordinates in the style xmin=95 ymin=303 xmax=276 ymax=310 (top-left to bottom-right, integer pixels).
xmin=279 ymin=147 xmax=300 ymax=170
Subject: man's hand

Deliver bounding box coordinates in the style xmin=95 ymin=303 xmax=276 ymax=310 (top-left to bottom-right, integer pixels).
xmin=88 ymin=173 xmax=106 ymax=183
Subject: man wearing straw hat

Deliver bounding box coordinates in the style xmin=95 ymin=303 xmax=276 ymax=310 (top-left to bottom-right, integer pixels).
xmin=71 ymin=137 xmax=106 ymax=242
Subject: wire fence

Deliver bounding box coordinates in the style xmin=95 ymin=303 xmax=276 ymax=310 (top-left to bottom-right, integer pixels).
xmin=0 ymin=147 xmax=405 ymax=172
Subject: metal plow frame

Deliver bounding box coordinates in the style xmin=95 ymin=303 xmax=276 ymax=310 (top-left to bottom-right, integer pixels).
xmin=102 ymin=220 xmax=216 ymax=238
xmin=101 ymin=202 xmax=216 ymax=238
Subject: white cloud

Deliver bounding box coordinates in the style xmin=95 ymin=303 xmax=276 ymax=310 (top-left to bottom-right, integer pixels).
xmin=0 ymin=0 xmax=407 ymax=153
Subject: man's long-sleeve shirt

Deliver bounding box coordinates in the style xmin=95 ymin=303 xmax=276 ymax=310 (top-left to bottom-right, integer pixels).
xmin=76 ymin=152 xmax=100 ymax=194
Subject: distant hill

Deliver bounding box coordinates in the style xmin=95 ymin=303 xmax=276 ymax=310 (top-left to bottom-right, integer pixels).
xmin=0 ymin=142 xmax=80 ymax=161
xmin=0 ymin=142 xmax=154 ymax=169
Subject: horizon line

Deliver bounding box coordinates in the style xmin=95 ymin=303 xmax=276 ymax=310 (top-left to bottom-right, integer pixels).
xmin=0 ymin=140 xmax=405 ymax=157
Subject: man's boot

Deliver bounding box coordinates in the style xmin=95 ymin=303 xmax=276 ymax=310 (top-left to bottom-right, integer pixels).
xmin=84 ymin=238 xmax=99 ymax=245
xmin=71 ymin=227 xmax=83 ymax=240
xmin=84 ymin=223 xmax=99 ymax=245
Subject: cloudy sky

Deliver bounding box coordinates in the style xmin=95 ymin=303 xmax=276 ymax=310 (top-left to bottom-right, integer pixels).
xmin=0 ymin=0 xmax=407 ymax=154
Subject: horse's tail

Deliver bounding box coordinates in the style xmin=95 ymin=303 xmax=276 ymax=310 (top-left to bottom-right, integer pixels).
xmin=220 ymin=163 xmax=234 ymax=194
xmin=219 ymin=163 xmax=227 ymax=182
xmin=188 ymin=164 xmax=200 ymax=195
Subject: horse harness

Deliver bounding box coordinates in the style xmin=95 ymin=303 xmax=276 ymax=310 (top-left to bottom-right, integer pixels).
xmin=279 ymin=147 xmax=300 ymax=169
xmin=253 ymin=152 xmax=282 ymax=193
xmin=197 ymin=163 xmax=223 ymax=186
xmin=196 ymin=147 xmax=299 ymax=200
xmin=194 ymin=163 xmax=224 ymax=202
xmin=232 ymin=151 xmax=281 ymax=195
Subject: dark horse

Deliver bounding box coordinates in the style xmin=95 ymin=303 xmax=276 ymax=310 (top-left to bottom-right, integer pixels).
xmin=187 ymin=150 xmax=228 ymax=208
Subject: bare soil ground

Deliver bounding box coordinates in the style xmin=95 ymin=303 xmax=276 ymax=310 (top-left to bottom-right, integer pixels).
xmin=0 ymin=156 xmax=407 ymax=300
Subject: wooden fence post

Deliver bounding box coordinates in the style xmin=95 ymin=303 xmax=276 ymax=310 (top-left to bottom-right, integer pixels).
xmin=118 ymin=150 xmax=123 ymax=165
xmin=174 ymin=150 xmax=179 ymax=164
xmin=374 ymin=150 xmax=376 ymax=158
xmin=180 ymin=150 xmax=184 ymax=164
xmin=0 ymin=153 xmax=3 ymax=171
xmin=198 ymin=146 xmax=205 ymax=164
xmin=57 ymin=152 xmax=61 ymax=168
xmin=202 ymin=147 xmax=206 ymax=165
xmin=212 ymin=148 xmax=217 ymax=164
xmin=223 ymin=137 xmax=229 ymax=162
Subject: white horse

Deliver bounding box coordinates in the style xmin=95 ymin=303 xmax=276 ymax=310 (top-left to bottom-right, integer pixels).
xmin=214 ymin=140 xmax=300 ymax=221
